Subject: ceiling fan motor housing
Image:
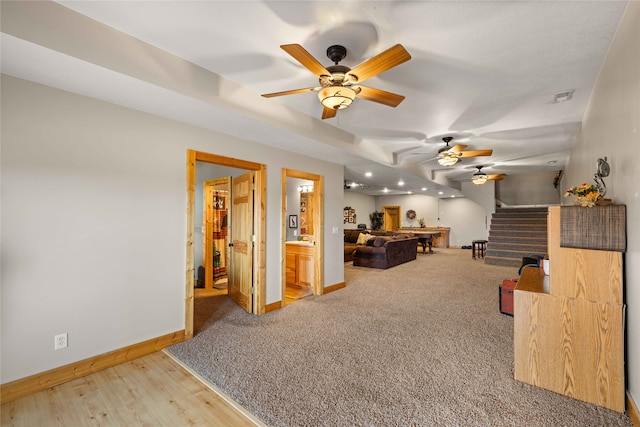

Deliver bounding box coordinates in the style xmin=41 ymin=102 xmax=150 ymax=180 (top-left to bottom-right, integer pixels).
xmin=320 ymin=65 xmax=352 ymax=87
xmin=326 ymin=45 xmax=347 ymax=64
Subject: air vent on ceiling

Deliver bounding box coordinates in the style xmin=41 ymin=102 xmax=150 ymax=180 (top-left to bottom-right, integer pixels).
xmin=553 ymin=90 xmax=574 ymax=103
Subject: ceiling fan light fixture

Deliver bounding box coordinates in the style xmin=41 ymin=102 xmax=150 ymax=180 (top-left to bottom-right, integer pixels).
xmin=318 ymin=86 xmax=356 ymax=110
xmin=437 ymin=154 xmax=459 ymax=167
xmin=471 ymin=172 xmax=488 ymax=185
xmin=471 ymin=165 xmax=488 ymax=185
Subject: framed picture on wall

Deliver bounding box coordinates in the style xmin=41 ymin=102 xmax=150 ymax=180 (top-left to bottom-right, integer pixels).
xmin=343 ymin=208 xmax=356 ymax=224
xmin=289 ymin=215 xmax=298 ymax=228
xmin=213 ymin=195 xmax=225 ymax=209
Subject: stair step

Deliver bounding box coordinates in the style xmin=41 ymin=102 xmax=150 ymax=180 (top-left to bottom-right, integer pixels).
xmin=488 ymin=235 xmax=547 ymax=242
xmin=490 ymin=230 xmax=546 ymax=236
xmin=486 ymin=248 xmax=547 ymax=259
xmin=484 ymin=256 xmax=523 ymax=268
xmin=494 ymin=212 xmax=548 ymax=218
xmin=487 ymin=242 xmax=548 ymax=251
xmin=495 ymin=207 xmax=549 ymax=213
xmin=491 ymin=223 xmax=547 ymax=228
xmin=491 ymin=217 xmax=547 ymax=223
xmin=490 ymin=226 xmax=546 ymax=232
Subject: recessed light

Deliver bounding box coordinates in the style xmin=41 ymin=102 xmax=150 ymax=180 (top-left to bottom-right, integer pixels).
xmin=450 ymin=195 xmax=455 ymax=198
xmin=407 ymin=191 xmax=412 ymax=194
xmin=383 ymin=188 xmax=389 ymax=193
xmin=438 ymin=191 xmax=443 ymax=195
xmin=421 ymin=187 xmax=427 ymax=191
xmin=553 ymin=89 xmax=574 ymax=103
xmin=365 ymin=172 xmax=372 ymax=177
xmin=398 ymin=180 xmax=404 ymax=186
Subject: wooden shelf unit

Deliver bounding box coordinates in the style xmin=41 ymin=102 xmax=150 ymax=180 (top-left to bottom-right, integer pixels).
xmin=513 ymin=206 xmax=625 ymax=413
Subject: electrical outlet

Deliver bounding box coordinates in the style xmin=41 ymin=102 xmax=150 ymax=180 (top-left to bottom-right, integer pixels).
xmin=54 ymin=333 xmax=68 ymax=350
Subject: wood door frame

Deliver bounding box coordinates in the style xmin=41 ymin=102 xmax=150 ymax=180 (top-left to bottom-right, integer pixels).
xmin=281 ymin=169 xmax=324 ymax=305
xmin=186 ymin=150 xmax=266 ymax=339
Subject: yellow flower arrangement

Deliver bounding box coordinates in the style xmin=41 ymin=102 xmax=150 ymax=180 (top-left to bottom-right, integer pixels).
xmin=564 ymin=183 xmax=601 ymax=207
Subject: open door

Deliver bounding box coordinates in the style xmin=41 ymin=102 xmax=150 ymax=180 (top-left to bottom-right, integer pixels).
xmin=229 ymin=171 xmax=254 ymax=313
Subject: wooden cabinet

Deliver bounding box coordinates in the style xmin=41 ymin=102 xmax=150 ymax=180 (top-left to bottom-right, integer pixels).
xmin=514 ymin=206 xmax=625 ymax=412
xmin=425 ymin=227 xmax=449 ymax=248
xmin=286 ymin=243 xmax=314 ymax=287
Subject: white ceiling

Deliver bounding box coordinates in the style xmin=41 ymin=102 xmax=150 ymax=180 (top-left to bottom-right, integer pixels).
xmin=1 ymin=1 xmax=628 ymax=197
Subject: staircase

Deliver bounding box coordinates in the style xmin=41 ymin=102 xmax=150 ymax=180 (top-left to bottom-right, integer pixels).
xmin=484 ymin=207 xmax=549 ymax=268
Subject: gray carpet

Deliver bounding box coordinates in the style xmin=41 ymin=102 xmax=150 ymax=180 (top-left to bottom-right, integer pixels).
xmin=168 ymin=248 xmax=631 ymax=427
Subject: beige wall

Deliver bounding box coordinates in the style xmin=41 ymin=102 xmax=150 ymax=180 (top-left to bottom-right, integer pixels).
xmin=563 ymin=2 xmax=640 ymax=405
xmin=497 ymin=171 xmax=561 ymax=206
xmin=0 ymin=75 xmax=345 ymax=383
xmin=343 ymin=191 xmax=376 ymax=229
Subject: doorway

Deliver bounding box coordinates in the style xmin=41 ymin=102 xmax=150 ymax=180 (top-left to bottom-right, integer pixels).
xmin=382 ymin=205 xmax=401 ymax=231
xmin=282 ymin=169 xmax=324 ymax=306
xmin=185 ymin=150 xmax=266 ymax=339
xmin=203 ymin=177 xmax=230 ymax=291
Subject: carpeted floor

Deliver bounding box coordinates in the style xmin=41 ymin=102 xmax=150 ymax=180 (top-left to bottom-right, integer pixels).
xmin=168 ymin=248 xmax=631 ymax=427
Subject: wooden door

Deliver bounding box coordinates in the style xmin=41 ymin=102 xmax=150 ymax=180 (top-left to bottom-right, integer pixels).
xmin=229 ymin=171 xmax=254 ymax=313
xmin=383 ymin=206 xmax=400 ymax=231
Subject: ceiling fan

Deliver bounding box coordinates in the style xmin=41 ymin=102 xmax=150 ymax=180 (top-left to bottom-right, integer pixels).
xmin=471 ymin=165 xmax=506 ymax=185
xmin=435 ymin=137 xmax=494 ymax=167
xmin=262 ymin=43 xmax=411 ymax=119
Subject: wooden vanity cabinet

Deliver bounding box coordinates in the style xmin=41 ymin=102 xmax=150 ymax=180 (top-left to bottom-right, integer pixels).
xmin=286 ymin=244 xmax=314 ymax=287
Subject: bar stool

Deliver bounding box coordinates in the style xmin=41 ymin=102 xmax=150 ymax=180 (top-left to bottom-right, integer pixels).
xmin=472 ymin=240 xmax=488 ymax=260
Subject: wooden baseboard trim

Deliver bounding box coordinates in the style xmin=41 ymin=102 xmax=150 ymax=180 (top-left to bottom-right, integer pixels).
xmin=0 ymin=330 xmax=186 ymax=404
xmin=629 ymin=392 xmax=640 ymax=426
xmin=323 ymin=281 xmax=346 ymax=294
xmin=264 ymin=301 xmax=281 ymax=313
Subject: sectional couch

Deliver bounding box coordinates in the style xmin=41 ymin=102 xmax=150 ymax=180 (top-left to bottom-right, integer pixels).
xmin=353 ymin=234 xmax=419 ymax=269
xmin=344 ymin=229 xmax=392 ymax=262
xmin=344 ymin=229 xmax=419 ymax=269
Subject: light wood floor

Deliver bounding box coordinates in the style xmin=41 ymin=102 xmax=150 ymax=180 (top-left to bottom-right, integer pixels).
xmin=285 ymin=284 xmax=313 ymax=305
xmin=1 ymin=284 xmax=310 ymax=426
xmin=1 ymin=351 xmax=264 ymax=426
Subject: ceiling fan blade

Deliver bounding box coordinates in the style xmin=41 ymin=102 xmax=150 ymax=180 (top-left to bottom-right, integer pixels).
xmin=281 ymin=44 xmax=331 ymax=77
xmin=354 ymin=86 xmax=405 ymax=107
xmin=459 ymin=149 xmax=493 ymax=158
xmin=346 ymin=44 xmax=411 ymax=84
xmin=450 ymin=144 xmax=468 ymax=153
xmin=321 ymin=106 xmax=337 ymax=120
xmin=262 ymin=87 xmax=320 ymax=98
xmin=488 ymin=174 xmax=506 ymax=181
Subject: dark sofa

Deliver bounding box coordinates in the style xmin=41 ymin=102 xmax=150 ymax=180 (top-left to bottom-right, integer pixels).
xmin=353 ymin=234 xmax=419 ymax=269
xmin=344 ymin=229 xmax=394 ymax=262
xmin=344 ymin=229 xmax=365 ymax=262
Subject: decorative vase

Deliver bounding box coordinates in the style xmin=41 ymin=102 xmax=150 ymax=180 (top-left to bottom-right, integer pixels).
xmin=575 ymin=196 xmax=597 ymax=208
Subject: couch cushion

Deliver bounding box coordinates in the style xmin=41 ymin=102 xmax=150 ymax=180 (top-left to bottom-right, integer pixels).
xmin=356 ymin=232 xmax=372 ymax=245
xmin=372 ymin=236 xmax=394 ymax=247
xmin=344 ymin=229 xmax=364 ymax=244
